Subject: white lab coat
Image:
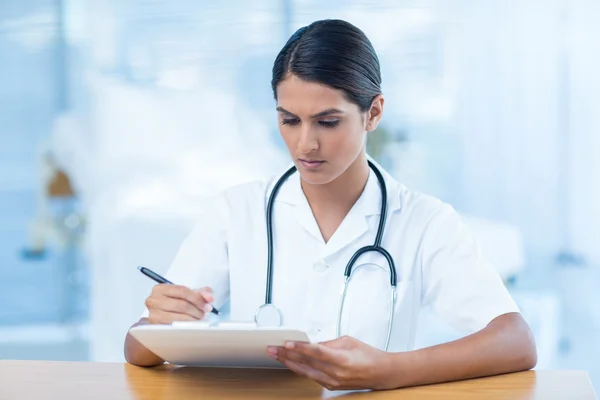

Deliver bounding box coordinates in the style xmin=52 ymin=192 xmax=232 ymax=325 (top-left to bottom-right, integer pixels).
xmin=141 ymin=160 xmax=519 ymax=351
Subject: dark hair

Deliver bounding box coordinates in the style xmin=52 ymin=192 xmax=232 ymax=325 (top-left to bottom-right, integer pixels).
xmin=271 ymin=19 xmax=382 ymax=112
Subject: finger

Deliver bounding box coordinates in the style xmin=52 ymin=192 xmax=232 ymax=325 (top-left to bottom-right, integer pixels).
xmin=157 ymin=296 xmax=204 ymax=319
xmin=276 ymin=346 xmax=337 ymax=377
xmin=320 ymin=336 xmax=354 ymax=350
xmin=148 ymin=310 xmax=197 ymax=325
xmin=280 ymin=359 xmax=340 ymax=390
xmin=284 ymin=342 xmax=348 ymax=366
xmin=194 ymin=287 xmax=215 ymax=303
xmin=158 ymin=285 xmax=210 ymax=314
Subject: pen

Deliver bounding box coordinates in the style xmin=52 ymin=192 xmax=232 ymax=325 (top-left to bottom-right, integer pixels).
xmin=137 ymin=266 xmax=220 ymax=315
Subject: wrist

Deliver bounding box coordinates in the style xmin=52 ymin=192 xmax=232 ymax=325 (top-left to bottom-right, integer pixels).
xmin=378 ymin=350 xmax=417 ymax=390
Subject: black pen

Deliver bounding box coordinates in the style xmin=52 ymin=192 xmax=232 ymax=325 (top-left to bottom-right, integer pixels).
xmin=137 ymin=266 xmax=220 ymax=315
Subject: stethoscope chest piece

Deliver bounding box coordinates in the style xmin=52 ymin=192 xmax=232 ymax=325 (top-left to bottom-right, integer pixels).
xmin=254 ymin=303 xmax=283 ymax=327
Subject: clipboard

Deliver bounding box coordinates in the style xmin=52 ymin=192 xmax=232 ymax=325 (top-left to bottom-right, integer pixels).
xmin=128 ymin=321 xmax=311 ymax=369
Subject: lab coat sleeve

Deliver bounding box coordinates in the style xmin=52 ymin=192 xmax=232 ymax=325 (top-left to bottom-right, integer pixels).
xmin=420 ymin=203 xmax=520 ymax=334
xmin=139 ymin=193 xmax=230 ymax=318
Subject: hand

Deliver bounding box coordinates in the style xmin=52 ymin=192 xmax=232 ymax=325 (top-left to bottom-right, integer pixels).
xmin=267 ymin=335 xmax=393 ymax=391
xmin=145 ymin=284 xmax=214 ymax=324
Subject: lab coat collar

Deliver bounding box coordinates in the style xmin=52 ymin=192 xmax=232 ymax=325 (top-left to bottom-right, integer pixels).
xmin=270 ymin=157 xmax=402 ymax=257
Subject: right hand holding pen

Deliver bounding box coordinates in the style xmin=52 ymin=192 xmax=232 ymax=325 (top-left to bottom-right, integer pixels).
xmin=145 ymin=284 xmax=214 ymax=324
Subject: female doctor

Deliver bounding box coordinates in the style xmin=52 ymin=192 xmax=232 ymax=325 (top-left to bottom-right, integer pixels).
xmin=125 ymin=19 xmax=537 ymax=391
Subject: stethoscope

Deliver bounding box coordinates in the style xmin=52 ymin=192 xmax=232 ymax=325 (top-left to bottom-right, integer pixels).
xmin=254 ymin=160 xmax=397 ymax=351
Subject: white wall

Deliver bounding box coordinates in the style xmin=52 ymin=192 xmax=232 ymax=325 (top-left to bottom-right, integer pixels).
xmin=566 ymin=0 xmax=600 ymax=266
xmin=50 ymin=0 xmax=600 ymax=362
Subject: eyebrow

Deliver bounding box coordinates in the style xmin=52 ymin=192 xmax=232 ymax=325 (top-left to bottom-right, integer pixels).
xmin=276 ymin=107 xmax=344 ymax=118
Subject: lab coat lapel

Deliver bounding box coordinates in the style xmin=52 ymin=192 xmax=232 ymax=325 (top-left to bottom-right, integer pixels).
xmin=292 ymin=170 xmax=377 ymax=249
xmin=272 ymin=169 xmax=325 ymax=242
xmin=322 ymin=205 xmax=370 ymax=258
xmin=322 ymin=169 xmax=381 ymax=258
xmin=295 ymin=202 xmax=325 ymax=242
xmin=271 ymin=162 xmax=402 ymax=254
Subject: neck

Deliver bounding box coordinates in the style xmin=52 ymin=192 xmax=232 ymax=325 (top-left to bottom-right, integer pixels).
xmin=300 ymin=153 xmax=370 ymax=213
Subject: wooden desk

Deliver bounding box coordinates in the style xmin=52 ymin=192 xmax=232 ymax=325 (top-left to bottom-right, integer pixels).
xmin=0 ymin=360 xmax=596 ymax=399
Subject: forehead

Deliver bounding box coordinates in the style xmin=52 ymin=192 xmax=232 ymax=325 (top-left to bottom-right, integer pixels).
xmin=276 ymin=74 xmax=355 ymax=115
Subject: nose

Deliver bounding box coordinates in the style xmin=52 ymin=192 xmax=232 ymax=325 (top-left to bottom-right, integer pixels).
xmin=297 ymin=126 xmax=319 ymax=154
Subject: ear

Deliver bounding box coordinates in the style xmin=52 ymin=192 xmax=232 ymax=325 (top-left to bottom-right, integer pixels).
xmin=365 ymin=94 xmax=384 ymax=132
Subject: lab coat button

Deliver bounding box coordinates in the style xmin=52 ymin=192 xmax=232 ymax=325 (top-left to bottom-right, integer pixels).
xmin=313 ymin=260 xmax=328 ymax=272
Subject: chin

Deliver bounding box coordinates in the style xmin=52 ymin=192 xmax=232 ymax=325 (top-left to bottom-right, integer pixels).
xmin=299 ymin=176 xmax=330 ymax=185
xmin=296 ymin=168 xmax=336 ymax=186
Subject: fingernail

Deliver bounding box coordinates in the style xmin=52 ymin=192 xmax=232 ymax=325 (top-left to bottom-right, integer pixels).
xmin=204 ymin=304 xmax=213 ymax=313
xmin=267 ymin=347 xmax=278 ymax=358
xmin=284 ymin=341 xmax=295 ymax=349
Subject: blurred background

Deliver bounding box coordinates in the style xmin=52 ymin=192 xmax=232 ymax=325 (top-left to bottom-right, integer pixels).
xmin=1 ymin=0 xmax=599 ymax=388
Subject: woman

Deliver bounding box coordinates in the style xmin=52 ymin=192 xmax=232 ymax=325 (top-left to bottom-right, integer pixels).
xmin=124 ymin=19 xmax=537 ymax=391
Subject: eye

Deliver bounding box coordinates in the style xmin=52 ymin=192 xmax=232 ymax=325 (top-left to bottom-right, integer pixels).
xmin=281 ymin=118 xmax=300 ymax=126
xmin=318 ymin=120 xmax=340 ymax=128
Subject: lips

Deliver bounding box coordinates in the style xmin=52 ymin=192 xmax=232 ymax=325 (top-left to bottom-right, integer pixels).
xmin=299 ymin=159 xmax=325 ymax=169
